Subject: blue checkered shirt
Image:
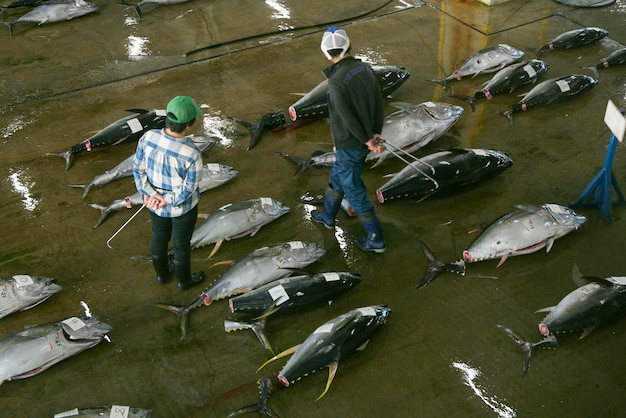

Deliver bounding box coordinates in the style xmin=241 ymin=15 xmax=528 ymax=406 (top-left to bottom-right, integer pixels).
xmin=133 ymin=128 xmax=203 ymax=218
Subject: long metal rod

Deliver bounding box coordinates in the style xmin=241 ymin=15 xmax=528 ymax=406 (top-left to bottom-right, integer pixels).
xmin=106 ymin=204 xmax=146 ymax=249
xmin=383 ymin=140 xmax=435 ymax=172
xmin=382 ymin=145 xmax=439 ymax=188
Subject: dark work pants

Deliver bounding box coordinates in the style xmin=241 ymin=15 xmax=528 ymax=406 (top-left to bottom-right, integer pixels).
xmin=149 ymin=205 xmax=198 ymax=267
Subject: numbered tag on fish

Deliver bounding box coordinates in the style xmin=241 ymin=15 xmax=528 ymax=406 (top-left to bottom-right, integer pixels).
xmin=12 ymin=274 xmax=34 ymax=287
xmin=606 ymin=276 xmax=626 ymax=286
xmin=126 ymin=118 xmax=143 ymax=133
xmin=268 ymin=284 xmax=290 ymax=306
xmin=110 ymin=405 xmax=131 ymax=418
xmin=471 ymin=149 xmax=487 ymax=156
xmin=423 ymin=101 xmax=436 ymax=107
xmin=288 ymin=241 xmax=305 ymax=249
xmin=556 ymin=80 xmax=571 ymax=92
xmin=323 ymin=272 xmax=340 ymax=282
xmin=523 ymin=64 xmax=537 ymax=78
xmin=357 ymin=306 xmax=377 ymax=317
xmin=314 ymin=323 xmax=335 ymax=335
xmin=545 ymin=203 xmax=565 ymax=213
xmin=62 ymin=317 xmax=86 ymax=331
xmin=260 ymin=197 xmax=273 ymax=210
xmin=206 ymin=163 xmax=220 ymax=172
xmin=155 ymin=109 xmax=167 ymax=116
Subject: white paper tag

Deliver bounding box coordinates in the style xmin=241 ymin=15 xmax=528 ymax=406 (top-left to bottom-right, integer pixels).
xmin=523 ymin=64 xmax=537 ymax=78
xmin=110 ymin=405 xmax=130 ymax=418
xmin=268 ymin=285 xmax=289 ymax=306
xmin=62 ymin=317 xmax=86 ymax=331
xmin=289 ymin=241 xmax=304 ymax=249
xmin=314 ymin=323 xmax=334 ymax=334
xmin=357 ymin=306 xmax=377 ymax=317
xmin=206 ymin=163 xmax=220 ymax=171
xmin=545 ymin=204 xmax=564 ymax=213
xmin=54 ymin=409 xmax=79 ymax=418
xmin=13 ymin=274 xmax=34 ymax=287
xmin=126 ymin=118 xmax=143 ymax=133
xmin=471 ymin=149 xmax=487 ymax=156
xmin=323 ymin=272 xmax=340 ymax=282
xmin=607 ymin=276 xmax=626 ymax=286
xmin=556 ymin=79 xmax=571 ymax=93
xmin=155 ymin=109 xmax=166 ymax=116
xmin=423 ymin=101 xmax=436 ymax=107
xmin=260 ymin=197 xmax=272 ymax=206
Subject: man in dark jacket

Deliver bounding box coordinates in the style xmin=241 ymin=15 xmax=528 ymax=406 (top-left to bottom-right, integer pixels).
xmin=311 ymin=26 xmax=387 ymax=253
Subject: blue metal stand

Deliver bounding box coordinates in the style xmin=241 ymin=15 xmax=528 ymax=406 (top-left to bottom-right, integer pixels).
xmin=570 ymin=132 xmax=625 ymax=223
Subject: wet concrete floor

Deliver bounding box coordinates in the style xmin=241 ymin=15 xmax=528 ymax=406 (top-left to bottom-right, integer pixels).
xmin=0 ymin=0 xmax=625 ymax=416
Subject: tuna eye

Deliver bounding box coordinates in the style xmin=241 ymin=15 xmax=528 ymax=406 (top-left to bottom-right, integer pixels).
xmin=496 ymin=240 xmax=501 ymax=245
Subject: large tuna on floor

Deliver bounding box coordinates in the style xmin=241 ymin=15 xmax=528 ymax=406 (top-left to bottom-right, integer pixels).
xmin=0 ymin=275 xmax=62 ymax=319
xmin=376 ymin=148 xmax=513 ymax=203
xmin=53 ymin=406 xmax=152 ymax=417
xmin=536 ymin=27 xmax=608 ymax=56
xmin=0 ymin=316 xmax=111 ymax=383
xmin=462 ymin=204 xmax=587 ymax=267
xmin=583 ymin=47 xmax=626 ymax=76
xmin=5 ymin=0 xmax=99 ymax=35
xmin=189 ymin=197 xmax=290 ymax=258
xmin=501 ymin=74 xmax=598 ymax=126
xmin=156 ymin=241 xmax=326 ymax=339
xmin=257 ymin=305 xmax=391 ymax=401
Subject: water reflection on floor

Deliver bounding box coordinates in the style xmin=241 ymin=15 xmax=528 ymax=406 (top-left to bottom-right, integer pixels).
xmin=0 ymin=1 xmax=625 ymax=417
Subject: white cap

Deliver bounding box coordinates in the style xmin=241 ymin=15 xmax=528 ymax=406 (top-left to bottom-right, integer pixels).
xmin=320 ymin=26 xmax=350 ymax=60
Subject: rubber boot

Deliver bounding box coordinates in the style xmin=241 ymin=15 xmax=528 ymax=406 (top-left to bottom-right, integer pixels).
xmin=311 ymin=186 xmax=344 ymax=229
xmin=356 ymin=210 xmax=387 ymax=253
xmin=173 ymin=259 xmax=207 ymax=290
xmin=151 ymin=254 xmax=171 ymax=284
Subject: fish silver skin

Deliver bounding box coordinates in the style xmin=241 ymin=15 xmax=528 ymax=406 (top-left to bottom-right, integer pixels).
xmin=502 ymin=74 xmax=598 ymax=126
xmin=278 ymin=101 xmax=464 ymax=173
xmin=258 ymin=305 xmax=391 ymax=401
xmin=462 ymin=203 xmax=587 ymax=267
xmin=0 ymin=316 xmax=111 ymax=383
xmin=5 ymin=0 xmax=99 ymax=35
xmin=0 ymin=275 xmax=62 ymax=319
xmin=537 ymin=27 xmax=608 ymax=56
xmin=53 ymin=406 xmax=152 ymax=418
xmin=189 ymin=197 xmax=289 ymax=257
xmin=430 ymin=44 xmax=525 ymax=86
xmin=376 ymin=148 xmax=513 ymax=203
xmin=450 ymin=59 xmax=550 ymax=111
xmin=537 ymin=275 xmax=626 ymax=338
xmin=69 ymin=136 xmax=216 ymax=198
xmin=287 ymin=65 xmax=410 ymax=122
xmin=156 ymin=241 xmax=326 ymax=339
xmin=88 ymin=163 xmax=237 ymax=228
xmin=554 ymin=0 xmax=615 ymax=6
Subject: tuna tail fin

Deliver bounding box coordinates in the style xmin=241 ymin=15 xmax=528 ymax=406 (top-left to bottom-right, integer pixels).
xmin=224 ymin=318 xmax=274 ymax=354
xmin=46 ymin=150 xmax=73 ymax=171
xmin=231 ymin=117 xmax=264 ymax=151
xmin=277 ymin=151 xmax=311 ymax=176
xmin=501 ymin=110 xmax=514 ymax=127
xmin=231 ymin=110 xmax=285 ymax=151
xmin=580 ymin=66 xmax=599 ymax=78
xmin=227 ymin=378 xmax=279 ymax=418
xmin=154 ymin=304 xmax=192 ymax=340
xmin=416 ymin=239 xmax=466 ymax=290
xmin=496 ymin=324 xmax=558 ymax=377
xmin=133 ymin=4 xmax=142 ymax=18
xmin=67 ymin=183 xmax=94 ymax=199
xmin=449 ymin=95 xmax=476 ymax=112
xmin=87 ymin=203 xmax=112 ymax=229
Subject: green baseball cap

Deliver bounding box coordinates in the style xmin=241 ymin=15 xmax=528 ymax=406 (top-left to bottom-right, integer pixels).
xmin=166 ymin=96 xmax=202 ymax=123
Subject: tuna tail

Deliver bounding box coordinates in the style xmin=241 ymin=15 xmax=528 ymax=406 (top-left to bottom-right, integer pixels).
xmin=5 ymin=21 xmax=15 ymax=36
xmin=227 ymin=378 xmax=279 ymax=418
xmin=496 ymin=324 xmax=558 ymax=377
xmin=224 ymin=318 xmax=273 ymax=354
xmin=449 ymin=95 xmax=477 ymax=112
xmin=416 ymin=239 xmax=466 ymax=290
xmin=277 ymin=151 xmax=311 ymax=176
xmin=67 ymin=183 xmax=94 ymax=199
xmin=46 ymin=150 xmax=73 ymax=171
xmin=426 ymin=78 xmax=448 ymax=91
xmin=231 ymin=110 xmax=286 ymax=151
xmin=581 ymin=65 xmax=599 ymax=78
xmin=87 ymin=203 xmax=112 ymax=229
xmin=154 ymin=299 xmax=203 ymax=340
xmin=501 ymin=110 xmax=514 ymax=127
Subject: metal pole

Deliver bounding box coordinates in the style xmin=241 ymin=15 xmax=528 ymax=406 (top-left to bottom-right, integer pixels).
xmin=383 ymin=140 xmax=435 ymax=173
xmin=106 ymin=204 xmax=146 ymax=249
xmin=381 ymin=145 xmax=439 ymax=188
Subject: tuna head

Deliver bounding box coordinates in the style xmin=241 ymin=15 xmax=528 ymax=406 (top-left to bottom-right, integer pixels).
xmin=274 ymin=241 xmax=326 ymax=268
xmin=61 ymin=317 xmax=112 ymax=341
xmin=372 ymin=65 xmax=411 ymax=97
xmin=10 ymin=275 xmax=62 ymax=301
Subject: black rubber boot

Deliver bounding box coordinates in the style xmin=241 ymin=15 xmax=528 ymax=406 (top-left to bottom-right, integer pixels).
xmin=356 ymin=210 xmax=387 ymax=254
xmin=151 ymin=254 xmax=171 ymax=284
xmin=173 ymin=260 xmax=206 ymax=290
xmin=311 ymin=186 xmax=344 ymax=229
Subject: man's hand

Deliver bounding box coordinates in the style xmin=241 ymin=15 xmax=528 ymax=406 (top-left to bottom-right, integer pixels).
xmin=144 ymin=193 xmax=166 ymax=210
xmin=366 ymin=134 xmax=385 ymax=154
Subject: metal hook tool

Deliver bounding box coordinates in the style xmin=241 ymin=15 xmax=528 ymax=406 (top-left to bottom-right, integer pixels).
xmin=106 ymin=204 xmax=146 ymax=249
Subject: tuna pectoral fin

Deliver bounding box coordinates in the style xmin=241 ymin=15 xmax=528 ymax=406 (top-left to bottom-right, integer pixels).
xmin=315 ymin=361 xmax=339 ymax=402
xmin=154 ymin=304 xmax=191 ymax=340
xmin=257 ymin=344 xmax=301 ymax=372
xmin=496 ymin=253 xmax=510 ymax=268
xmin=207 ymin=240 xmax=223 ymax=259
xmin=416 ymin=239 xmax=466 ymax=290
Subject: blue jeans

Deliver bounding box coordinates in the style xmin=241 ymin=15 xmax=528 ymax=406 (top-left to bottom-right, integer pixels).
xmin=149 ymin=205 xmax=198 ymax=265
xmin=329 ymin=148 xmax=374 ymax=214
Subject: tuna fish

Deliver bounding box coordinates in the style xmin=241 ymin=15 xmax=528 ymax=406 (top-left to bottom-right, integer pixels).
xmin=462 ymin=204 xmax=587 ymax=267
xmin=501 ymin=74 xmax=598 ymax=126
xmin=5 ymin=0 xmax=99 ymax=35
xmin=53 ymin=406 xmax=152 ymax=417
xmin=156 ymin=241 xmax=326 ymax=339
xmin=429 ymin=44 xmax=525 ymax=88
xmin=376 ymin=148 xmax=513 ymax=203
xmin=88 ymin=163 xmax=237 ymax=228
xmin=496 ymin=325 xmax=558 ymax=377
xmin=0 ymin=316 xmax=111 ymax=383
xmin=0 ymin=275 xmax=62 ymax=319
xmin=48 ymin=108 xmax=167 ymax=171
xmin=553 ymin=0 xmax=615 ymax=6
xmin=120 ymin=0 xmax=191 ymax=18
xmin=69 ymin=136 xmax=216 ymax=198
xmin=582 ymin=47 xmax=626 ymax=76
xmin=257 ymin=305 xmax=391 ymax=401
xmin=278 ymin=101 xmax=464 ymax=174
xmin=230 ymin=110 xmax=286 ymax=151
xmin=537 ymin=274 xmax=626 ymax=338
xmin=536 ymin=27 xmax=608 ymax=56
xmin=450 ymin=59 xmax=549 ymax=111
xmin=190 ymin=197 xmax=290 ymax=258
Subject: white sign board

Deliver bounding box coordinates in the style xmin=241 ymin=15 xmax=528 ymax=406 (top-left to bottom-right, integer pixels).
xmin=604 ymin=100 xmax=626 ymax=143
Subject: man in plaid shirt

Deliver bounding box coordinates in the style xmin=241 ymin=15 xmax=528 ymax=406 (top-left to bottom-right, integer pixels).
xmin=133 ymin=96 xmax=206 ymax=290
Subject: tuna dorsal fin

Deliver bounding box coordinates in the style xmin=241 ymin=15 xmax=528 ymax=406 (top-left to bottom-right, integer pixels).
xmin=257 ymin=344 xmax=301 ymax=372
xmin=315 ymin=361 xmax=339 ymax=402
